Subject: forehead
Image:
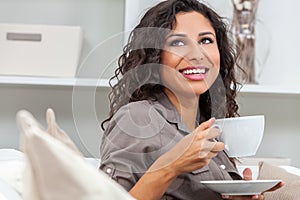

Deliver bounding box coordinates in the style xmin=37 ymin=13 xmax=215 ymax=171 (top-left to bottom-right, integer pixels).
xmin=172 ymin=11 xmax=215 ymax=35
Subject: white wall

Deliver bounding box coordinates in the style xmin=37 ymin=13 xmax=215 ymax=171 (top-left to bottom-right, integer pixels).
xmin=237 ymin=93 xmax=300 ymax=167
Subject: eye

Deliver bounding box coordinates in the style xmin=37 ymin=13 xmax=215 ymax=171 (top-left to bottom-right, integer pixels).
xmin=169 ymin=39 xmax=185 ymax=46
xmin=199 ymin=37 xmax=214 ymax=45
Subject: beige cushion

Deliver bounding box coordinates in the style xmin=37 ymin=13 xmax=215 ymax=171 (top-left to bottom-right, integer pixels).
xmin=258 ymin=161 xmax=300 ymax=200
xmin=16 ymin=109 xmax=134 ymax=200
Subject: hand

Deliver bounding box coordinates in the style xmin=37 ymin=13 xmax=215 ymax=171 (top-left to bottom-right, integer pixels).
xmin=222 ymin=168 xmax=284 ymax=200
xmin=149 ymin=118 xmax=224 ymax=175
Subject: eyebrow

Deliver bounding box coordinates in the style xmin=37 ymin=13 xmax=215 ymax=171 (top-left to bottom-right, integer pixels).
xmin=167 ymin=32 xmax=215 ymax=38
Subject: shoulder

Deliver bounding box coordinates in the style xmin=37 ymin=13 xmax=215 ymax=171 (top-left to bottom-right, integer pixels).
xmin=118 ymin=100 xmax=153 ymax=114
xmin=112 ymin=100 xmax=165 ymax=126
xmin=101 ymin=100 xmax=167 ymax=159
xmin=103 ymin=100 xmax=170 ymax=143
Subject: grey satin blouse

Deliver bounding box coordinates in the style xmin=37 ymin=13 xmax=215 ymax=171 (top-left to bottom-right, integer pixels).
xmin=100 ymin=92 xmax=241 ymax=200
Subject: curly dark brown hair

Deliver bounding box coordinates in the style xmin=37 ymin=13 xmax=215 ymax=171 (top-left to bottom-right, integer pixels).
xmin=101 ymin=0 xmax=241 ymax=130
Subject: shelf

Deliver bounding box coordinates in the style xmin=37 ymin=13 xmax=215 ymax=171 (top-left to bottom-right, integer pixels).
xmin=239 ymin=84 xmax=300 ymax=95
xmin=1 ymin=76 xmax=300 ymax=95
xmin=0 ymin=75 xmax=113 ymax=87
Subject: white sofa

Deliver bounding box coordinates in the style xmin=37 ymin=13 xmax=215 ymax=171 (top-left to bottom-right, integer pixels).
xmin=0 ymin=148 xmax=101 ymax=200
xmin=1 ymin=148 xmax=300 ymax=200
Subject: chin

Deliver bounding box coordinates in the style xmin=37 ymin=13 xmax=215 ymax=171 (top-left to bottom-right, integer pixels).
xmin=194 ymin=89 xmax=209 ymax=96
xmin=191 ymin=83 xmax=210 ymax=96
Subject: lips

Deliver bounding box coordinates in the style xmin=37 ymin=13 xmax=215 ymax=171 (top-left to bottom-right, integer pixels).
xmin=179 ymin=66 xmax=209 ymax=81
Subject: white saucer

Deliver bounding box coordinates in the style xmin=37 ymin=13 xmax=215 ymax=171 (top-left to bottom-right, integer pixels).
xmin=200 ymin=180 xmax=281 ymax=195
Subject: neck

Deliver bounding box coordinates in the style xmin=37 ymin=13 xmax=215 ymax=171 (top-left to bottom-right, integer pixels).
xmin=164 ymin=89 xmax=199 ymax=131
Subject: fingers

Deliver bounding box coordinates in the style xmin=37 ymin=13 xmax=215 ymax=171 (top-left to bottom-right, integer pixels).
xmin=200 ymin=139 xmax=224 ymax=153
xmin=211 ymin=141 xmax=225 ymax=152
xmin=196 ymin=117 xmax=216 ymax=131
xmin=243 ymin=168 xmax=253 ymax=180
xmin=194 ymin=118 xmax=224 ymax=156
xmin=263 ymin=181 xmax=284 ymax=192
xmin=199 ymin=141 xmax=224 ymax=159
xmin=202 ymin=126 xmax=224 ymax=152
xmin=206 ymin=126 xmax=220 ymax=140
xmin=194 ymin=119 xmax=220 ymax=141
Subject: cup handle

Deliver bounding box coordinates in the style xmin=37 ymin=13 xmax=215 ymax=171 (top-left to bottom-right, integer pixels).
xmin=211 ymin=124 xmax=230 ymax=153
xmin=209 ymin=124 xmax=222 ymax=142
xmin=211 ymin=124 xmax=222 ymax=132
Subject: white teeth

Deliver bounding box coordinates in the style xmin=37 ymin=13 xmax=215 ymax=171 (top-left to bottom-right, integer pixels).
xmin=182 ymin=68 xmax=206 ymax=75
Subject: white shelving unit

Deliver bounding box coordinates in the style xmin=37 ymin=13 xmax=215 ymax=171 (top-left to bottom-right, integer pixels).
xmin=0 ymin=0 xmax=124 ymax=157
xmin=2 ymin=75 xmax=300 ymax=96
xmin=239 ymin=84 xmax=300 ymax=95
xmin=0 ymin=75 xmax=113 ymax=157
xmin=0 ymin=76 xmax=112 ymax=87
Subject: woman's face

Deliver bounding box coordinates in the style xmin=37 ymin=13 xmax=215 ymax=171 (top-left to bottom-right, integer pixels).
xmin=160 ymin=11 xmax=220 ymax=98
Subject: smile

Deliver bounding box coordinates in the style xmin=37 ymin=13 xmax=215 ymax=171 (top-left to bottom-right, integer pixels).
xmin=182 ymin=68 xmax=206 ymax=75
xmin=179 ymin=67 xmax=209 ymax=81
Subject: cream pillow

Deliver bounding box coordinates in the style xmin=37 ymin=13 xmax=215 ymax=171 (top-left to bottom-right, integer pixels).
xmin=16 ymin=109 xmax=135 ymax=200
xmin=258 ymin=161 xmax=300 ymax=200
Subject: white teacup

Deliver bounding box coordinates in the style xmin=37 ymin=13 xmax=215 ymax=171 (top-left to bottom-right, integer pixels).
xmin=213 ymin=115 xmax=265 ymax=157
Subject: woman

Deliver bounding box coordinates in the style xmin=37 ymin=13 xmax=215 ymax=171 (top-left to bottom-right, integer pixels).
xmin=100 ymin=0 xmax=282 ymax=199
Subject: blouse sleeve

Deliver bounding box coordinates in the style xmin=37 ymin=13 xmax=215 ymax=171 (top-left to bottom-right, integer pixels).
xmin=99 ymin=101 xmax=172 ymax=191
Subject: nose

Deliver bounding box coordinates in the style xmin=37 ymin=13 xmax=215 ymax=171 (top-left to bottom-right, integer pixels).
xmin=186 ymin=41 xmax=206 ymax=63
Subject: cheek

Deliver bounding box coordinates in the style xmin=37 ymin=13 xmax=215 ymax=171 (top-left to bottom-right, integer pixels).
xmin=214 ymin=55 xmax=220 ymax=72
xmin=207 ymin=47 xmax=221 ymax=70
xmin=160 ymin=51 xmax=182 ymax=69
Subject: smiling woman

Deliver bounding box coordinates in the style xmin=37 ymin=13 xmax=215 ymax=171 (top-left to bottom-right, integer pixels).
xmin=99 ymin=0 xmax=282 ymax=200
xmin=160 ymin=11 xmax=220 ymax=108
